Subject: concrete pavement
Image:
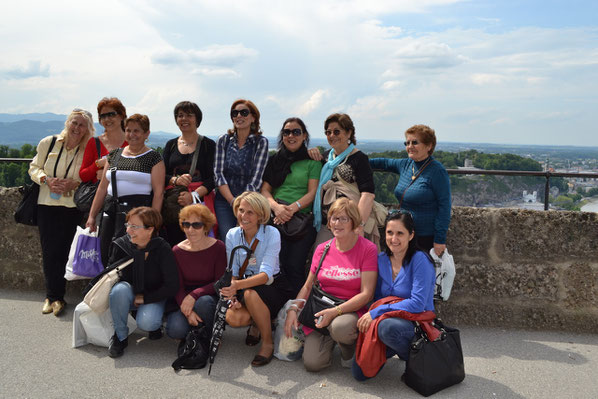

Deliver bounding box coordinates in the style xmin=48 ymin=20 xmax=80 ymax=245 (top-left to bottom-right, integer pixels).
xmin=1 ymin=288 xmax=597 ymax=399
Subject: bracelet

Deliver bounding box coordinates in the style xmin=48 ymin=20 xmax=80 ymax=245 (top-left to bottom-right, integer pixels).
xmin=174 ymin=176 xmax=179 ymax=185
xmin=336 ymin=306 xmax=343 ymax=316
xmin=296 ymin=201 xmax=301 ymax=210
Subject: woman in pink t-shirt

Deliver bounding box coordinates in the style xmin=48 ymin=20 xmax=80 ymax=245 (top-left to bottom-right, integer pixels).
xmin=284 ymin=197 xmax=377 ymax=371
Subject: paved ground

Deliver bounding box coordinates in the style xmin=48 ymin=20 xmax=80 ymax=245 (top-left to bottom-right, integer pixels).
xmin=1 ymin=288 xmax=597 ymax=399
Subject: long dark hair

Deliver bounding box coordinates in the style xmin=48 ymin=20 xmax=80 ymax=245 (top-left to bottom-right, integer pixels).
xmin=383 ymin=210 xmax=420 ymax=265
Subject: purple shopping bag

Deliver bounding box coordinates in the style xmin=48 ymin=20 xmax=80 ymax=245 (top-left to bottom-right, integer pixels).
xmin=72 ymin=232 xmax=103 ymax=278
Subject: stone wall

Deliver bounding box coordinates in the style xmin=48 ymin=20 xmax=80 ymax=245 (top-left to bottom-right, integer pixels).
xmin=1 ymin=187 xmax=597 ymax=333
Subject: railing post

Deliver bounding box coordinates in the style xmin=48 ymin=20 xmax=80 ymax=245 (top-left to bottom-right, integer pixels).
xmin=544 ymin=172 xmax=550 ymax=211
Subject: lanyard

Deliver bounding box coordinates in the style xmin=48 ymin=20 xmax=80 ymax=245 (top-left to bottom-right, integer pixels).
xmin=53 ymin=143 xmax=80 ymax=178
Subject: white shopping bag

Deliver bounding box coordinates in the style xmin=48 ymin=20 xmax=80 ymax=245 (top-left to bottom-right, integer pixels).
xmin=429 ymin=248 xmax=456 ymax=301
xmin=72 ymin=302 xmax=137 ymax=348
xmin=65 ymin=226 xmax=102 ymax=281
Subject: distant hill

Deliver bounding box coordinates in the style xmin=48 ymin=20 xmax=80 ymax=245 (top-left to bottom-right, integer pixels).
xmin=0 ymin=113 xmax=66 ymax=123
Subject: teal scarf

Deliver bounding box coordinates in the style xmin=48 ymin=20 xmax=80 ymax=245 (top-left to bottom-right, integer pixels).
xmin=313 ymin=144 xmax=355 ymax=231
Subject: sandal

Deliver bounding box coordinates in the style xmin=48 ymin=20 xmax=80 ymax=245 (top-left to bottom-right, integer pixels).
xmin=245 ymin=325 xmax=260 ymax=346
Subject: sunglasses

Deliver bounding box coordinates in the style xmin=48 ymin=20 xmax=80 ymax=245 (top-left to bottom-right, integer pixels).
xmin=282 ymin=128 xmax=302 ymax=137
xmin=387 ymin=209 xmax=413 ymax=219
xmin=99 ymin=111 xmax=118 ymax=120
xmin=124 ymin=223 xmax=147 ymax=230
xmin=231 ymin=109 xmax=251 ymax=118
xmin=181 ymin=221 xmax=204 ymax=230
xmin=325 ymin=129 xmax=342 ymax=136
xmin=403 ymin=140 xmax=420 ymax=146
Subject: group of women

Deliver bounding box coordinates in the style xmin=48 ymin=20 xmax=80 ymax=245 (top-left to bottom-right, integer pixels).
xmin=28 ymin=97 xmax=451 ymax=378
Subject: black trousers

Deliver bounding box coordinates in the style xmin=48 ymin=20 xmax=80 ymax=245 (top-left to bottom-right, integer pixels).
xmin=37 ymin=205 xmax=82 ymax=302
xmin=279 ymin=226 xmax=317 ymax=297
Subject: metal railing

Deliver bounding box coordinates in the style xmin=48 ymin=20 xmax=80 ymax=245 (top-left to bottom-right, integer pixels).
xmin=3 ymin=158 xmax=598 ymax=211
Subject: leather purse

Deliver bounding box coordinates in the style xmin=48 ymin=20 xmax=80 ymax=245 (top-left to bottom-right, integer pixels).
xmin=403 ymin=319 xmax=465 ymax=396
xmin=83 ymin=258 xmax=133 ymax=313
xmin=14 ymin=136 xmax=57 ymax=226
xmin=297 ymin=241 xmax=345 ymax=335
xmin=270 ymin=199 xmax=313 ymax=241
xmin=74 ymin=138 xmax=102 ymax=213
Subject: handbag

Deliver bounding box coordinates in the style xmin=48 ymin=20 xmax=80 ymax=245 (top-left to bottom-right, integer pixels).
xmin=83 ymin=257 xmax=133 ymax=313
xmin=14 ymin=136 xmax=57 ymax=226
xmin=171 ymin=322 xmax=210 ymax=371
xmin=298 ymin=241 xmax=346 ymax=335
xmin=403 ymin=319 xmax=465 ymax=397
xmin=65 ymin=226 xmax=103 ymax=281
xmin=74 ymin=137 xmax=102 ymax=212
xmin=162 ymin=136 xmax=203 ymax=225
xmin=429 ymin=248 xmax=456 ymax=301
xmin=270 ymin=199 xmax=314 ymax=241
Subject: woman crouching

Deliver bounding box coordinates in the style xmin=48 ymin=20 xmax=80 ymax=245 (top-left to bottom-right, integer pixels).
xmin=107 ymin=207 xmax=179 ymax=358
xmin=220 ymin=191 xmax=293 ymax=367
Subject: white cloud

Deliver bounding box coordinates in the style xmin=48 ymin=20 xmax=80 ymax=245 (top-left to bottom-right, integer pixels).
xmin=297 ymin=90 xmax=330 ymax=116
xmin=2 ymin=60 xmax=50 ymax=79
xmin=151 ymin=44 xmax=258 ymax=68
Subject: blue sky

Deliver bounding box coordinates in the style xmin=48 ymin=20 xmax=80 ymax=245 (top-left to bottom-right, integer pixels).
xmin=1 ymin=0 xmax=597 ymax=146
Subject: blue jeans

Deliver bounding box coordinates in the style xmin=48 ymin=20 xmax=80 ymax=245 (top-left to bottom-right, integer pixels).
xmin=214 ymin=192 xmax=237 ymax=241
xmin=352 ymin=317 xmax=415 ymax=381
xmin=109 ymin=281 xmax=166 ymax=341
xmin=165 ymin=295 xmax=217 ymax=339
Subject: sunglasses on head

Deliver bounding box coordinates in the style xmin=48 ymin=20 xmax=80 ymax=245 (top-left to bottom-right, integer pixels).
xmin=282 ymin=128 xmax=302 ymax=137
xmin=181 ymin=221 xmax=204 ymax=230
xmin=99 ymin=111 xmax=118 ymax=120
xmin=231 ymin=109 xmax=251 ymax=118
xmin=325 ymin=129 xmax=342 ymax=136
xmin=404 ymin=140 xmax=419 ymax=146
xmin=387 ymin=209 xmax=413 ymax=219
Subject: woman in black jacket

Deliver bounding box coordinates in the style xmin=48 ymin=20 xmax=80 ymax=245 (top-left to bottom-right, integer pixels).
xmin=107 ymin=207 xmax=179 ymax=358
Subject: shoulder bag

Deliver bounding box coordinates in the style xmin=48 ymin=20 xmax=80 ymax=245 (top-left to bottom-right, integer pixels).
xmin=403 ymin=318 xmax=465 ymax=396
xmin=162 ymin=137 xmax=203 ymax=225
xmin=15 ymin=136 xmax=57 ymax=226
xmin=269 ymin=199 xmax=314 ymax=241
xmin=83 ymin=257 xmax=134 ymax=313
xmin=74 ymin=137 xmax=102 ymax=212
xmin=298 ymin=241 xmax=346 ymax=335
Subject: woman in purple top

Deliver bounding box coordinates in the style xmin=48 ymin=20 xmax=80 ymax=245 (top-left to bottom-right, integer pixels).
xmin=351 ymin=210 xmax=435 ymax=380
xmin=165 ymin=204 xmax=227 ymax=344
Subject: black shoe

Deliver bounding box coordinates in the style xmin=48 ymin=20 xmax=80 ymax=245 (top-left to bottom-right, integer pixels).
xmin=108 ymin=334 xmax=128 ymax=358
xmin=148 ymin=328 xmax=163 ymax=340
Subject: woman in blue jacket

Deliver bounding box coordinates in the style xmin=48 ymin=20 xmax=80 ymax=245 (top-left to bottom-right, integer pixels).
xmin=369 ymin=124 xmax=451 ymax=256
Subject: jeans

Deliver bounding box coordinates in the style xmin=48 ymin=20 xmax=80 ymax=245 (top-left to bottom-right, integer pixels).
xmin=165 ymin=295 xmax=217 ymax=339
xmin=109 ymin=281 xmax=166 ymax=341
xmin=214 ymin=192 xmax=237 ymax=241
xmin=351 ymin=317 xmax=415 ymax=381
xmin=279 ymin=226 xmax=316 ymax=296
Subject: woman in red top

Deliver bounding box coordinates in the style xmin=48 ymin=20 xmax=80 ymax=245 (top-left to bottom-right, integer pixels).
xmin=79 ymin=97 xmax=127 ymax=183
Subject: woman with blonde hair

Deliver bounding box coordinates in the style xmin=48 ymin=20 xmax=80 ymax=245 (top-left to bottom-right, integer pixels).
xmin=220 ymin=191 xmax=293 ymax=367
xmin=29 ymin=108 xmax=94 ymax=316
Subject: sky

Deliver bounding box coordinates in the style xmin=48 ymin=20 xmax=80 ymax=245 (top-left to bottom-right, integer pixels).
xmin=1 ymin=0 xmax=597 ymax=146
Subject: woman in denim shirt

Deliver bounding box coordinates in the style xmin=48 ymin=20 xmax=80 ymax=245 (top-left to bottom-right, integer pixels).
xmin=213 ymin=99 xmax=269 ymax=239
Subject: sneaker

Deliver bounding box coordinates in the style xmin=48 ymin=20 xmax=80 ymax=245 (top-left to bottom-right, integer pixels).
xmin=108 ymin=333 xmax=128 ymax=358
xmin=148 ymin=328 xmax=163 ymax=340
xmin=341 ymin=354 xmax=355 ymax=369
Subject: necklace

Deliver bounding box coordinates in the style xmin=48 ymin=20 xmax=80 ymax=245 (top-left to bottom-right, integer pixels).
xmin=127 ymin=146 xmax=147 ymax=156
xmin=411 ymin=157 xmax=432 ymax=181
xmin=179 ymin=133 xmax=199 ymax=147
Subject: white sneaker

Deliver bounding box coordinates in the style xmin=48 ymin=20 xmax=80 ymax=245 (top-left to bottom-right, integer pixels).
xmin=341 ymin=354 xmax=354 ymax=368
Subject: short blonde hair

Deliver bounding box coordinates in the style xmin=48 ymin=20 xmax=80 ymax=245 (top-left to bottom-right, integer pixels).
xmin=232 ymin=191 xmax=271 ymax=225
xmin=327 ymin=197 xmax=361 ymax=230
xmin=178 ymin=204 xmax=216 ymax=234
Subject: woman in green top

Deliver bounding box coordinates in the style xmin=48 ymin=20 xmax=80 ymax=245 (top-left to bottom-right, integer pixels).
xmin=261 ymin=117 xmax=322 ymax=295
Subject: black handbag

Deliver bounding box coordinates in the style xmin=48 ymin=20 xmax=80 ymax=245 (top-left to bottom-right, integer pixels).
xmin=298 ymin=241 xmax=345 ymax=335
xmin=403 ymin=319 xmax=465 ymax=397
xmin=270 ymin=199 xmax=314 ymax=241
xmin=74 ymin=138 xmax=102 ymax=212
xmin=171 ymin=323 xmax=210 ymax=371
xmin=14 ymin=136 xmax=57 ymax=226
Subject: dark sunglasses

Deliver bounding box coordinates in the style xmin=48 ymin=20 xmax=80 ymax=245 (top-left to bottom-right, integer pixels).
xmin=404 ymin=140 xmax=419 ymax=146
xmin=231 ymin=109 xmax=251 ymax=118
xmin=181 ymin=221 xmax=204 ymax=230
xmin=387 ymin=209 xmax=413 ymax=219
xmin=325 ymin=129 xmax=342 ymax=136
xmin=282 ymin=128 xmax=302 ymax=137
xmin=99 ymin=111 xmax=118 ymax=120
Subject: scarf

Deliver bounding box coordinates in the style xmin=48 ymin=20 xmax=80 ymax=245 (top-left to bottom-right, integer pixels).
xmin=313 ymin=143 xmax=355 ymax=231
xmin=112 ymin=235 xmax=163 ymax=295
xmin=262 ymin=144 xmax=310 ymax=189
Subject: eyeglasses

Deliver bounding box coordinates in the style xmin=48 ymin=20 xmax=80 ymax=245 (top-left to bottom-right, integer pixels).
xmin=330 ymin=216 xmax=350 ymax=224
xmin=282 ymin=128 xmax=302 ymax=137
xmin=231 ymin=109 xmax=251 ymax=118
xmin=403 ymin=140 xmax=420 ymax=146
xmin=99 ymin=111 xmax=118 ymax=120
xmin=386 ymin=209 xmax=413 ymax=220
xmin=124 ymin=223 xmax=147 ymax=230
xmin=325 ymin=129 xmax=342 ymax=136
xmin=72 ymin=108 xmax=93 ymax=120
xmin=181 ymin=221 xmax=204 ymax=230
